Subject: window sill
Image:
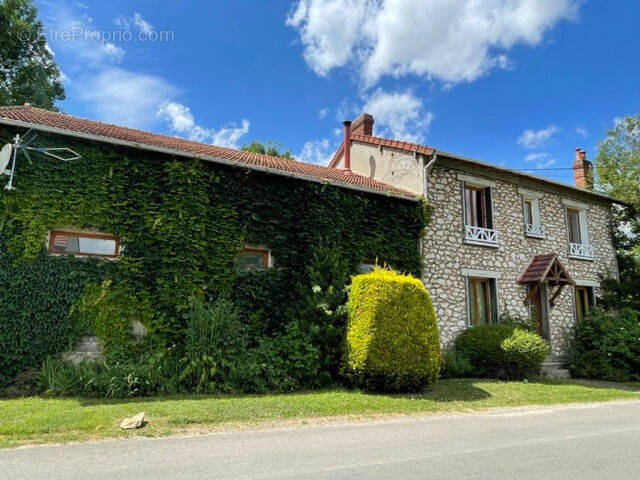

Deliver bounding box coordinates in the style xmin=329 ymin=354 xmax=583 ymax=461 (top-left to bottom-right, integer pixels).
xmin=568 ymin=254 xmax=594 ymax=262
xmin=524 ymin=232 xmax=545 ymax=239
xmin=463 ymin=239 xmax=499 ymax=249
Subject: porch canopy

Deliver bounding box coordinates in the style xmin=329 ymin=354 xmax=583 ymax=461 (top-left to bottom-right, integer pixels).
xmin=518 ymin=254 xmax=574 ymax=307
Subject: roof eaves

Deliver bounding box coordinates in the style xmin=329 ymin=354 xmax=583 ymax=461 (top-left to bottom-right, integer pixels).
xmin=0 ymin=116 xmax=418 ymax=202
xmin=435 ymin=149 xmax=628 ymax=206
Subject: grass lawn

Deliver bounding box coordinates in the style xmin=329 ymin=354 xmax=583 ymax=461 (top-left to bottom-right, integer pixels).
xmin=1 ymin=378 xmax=638 ymax=449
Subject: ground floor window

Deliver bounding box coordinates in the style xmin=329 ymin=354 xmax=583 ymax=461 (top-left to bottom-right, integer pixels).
xmin=467 ymin=277 xmax=498 ymax=325
xmin=234 ymin=247 xmax=270 ymax=272
xmin=48 ymin=230 xmax=120 ymax=258
xmin=575 ymin=286 xmax=595 ymax=321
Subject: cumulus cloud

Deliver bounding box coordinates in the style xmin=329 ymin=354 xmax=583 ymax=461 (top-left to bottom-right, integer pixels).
xmin=517 ymin=125 xmax=559 ymax=149
xmin=210 ymin=120 xmax=251 ymax=148
xmin=287 ymin=0 xmax=579 ymax=85
xmin=158 ymin=101 xmax=250 ymax=148
xmin=296 ymin=139 xmax=333 ymax=165
xmin=78 ymin=69 xmax=178 ymax=129
xmin=362 ymin=89 xmax=433 ymax=143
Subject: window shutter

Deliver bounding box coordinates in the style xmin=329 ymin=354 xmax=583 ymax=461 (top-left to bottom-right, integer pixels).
xmin=484 ymin=187 xmax=493 ymax=229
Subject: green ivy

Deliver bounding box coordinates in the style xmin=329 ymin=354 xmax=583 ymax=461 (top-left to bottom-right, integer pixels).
xmin=0 ymin=126 xmax=428 ymax=388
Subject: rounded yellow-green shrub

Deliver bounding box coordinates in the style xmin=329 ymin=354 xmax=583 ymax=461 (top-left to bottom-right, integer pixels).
xmin=344 ymin=268 xmax=440 ymax=392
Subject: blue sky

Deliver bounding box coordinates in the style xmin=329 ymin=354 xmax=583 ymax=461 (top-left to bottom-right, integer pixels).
xmin=37 ymin=0 xmax=639 ymax=184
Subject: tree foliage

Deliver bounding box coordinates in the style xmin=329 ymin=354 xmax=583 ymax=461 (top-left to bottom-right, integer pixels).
xmin=0 ymin=0 xmax=65 ymax=110
xmin=241 ymin=140 xmax=294 ymax=159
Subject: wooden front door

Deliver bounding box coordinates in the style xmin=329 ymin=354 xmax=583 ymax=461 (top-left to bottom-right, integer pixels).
xmin=528 ymin=284 xmax=549 ymax=340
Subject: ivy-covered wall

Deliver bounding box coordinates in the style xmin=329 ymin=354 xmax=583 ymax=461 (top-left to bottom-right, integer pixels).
xmin=0 ymin=126 xmax=427 ymax=387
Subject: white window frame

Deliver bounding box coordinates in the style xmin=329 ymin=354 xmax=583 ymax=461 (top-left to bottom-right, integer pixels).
xmin=459 ymin=174 xmax=499 ymax=248
xmin=461 ymin=268 xmax=501 ymax=326
xmin=518 ymin=188 xmax=545 ymax=238
xmin=562 ymin=199 xmax=594 ymax=260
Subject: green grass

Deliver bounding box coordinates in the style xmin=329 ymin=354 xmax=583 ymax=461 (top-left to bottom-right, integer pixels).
xmin=1 ymin=378 xmax=638 ymax=449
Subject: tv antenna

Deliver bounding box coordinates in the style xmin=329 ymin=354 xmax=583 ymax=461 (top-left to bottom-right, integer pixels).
xmin=0 ymin=130 xmax=81 ymax=190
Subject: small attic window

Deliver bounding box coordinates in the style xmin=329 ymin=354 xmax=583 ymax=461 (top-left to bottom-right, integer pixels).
xmin=48 ymin=230 xmax=120 ymax=258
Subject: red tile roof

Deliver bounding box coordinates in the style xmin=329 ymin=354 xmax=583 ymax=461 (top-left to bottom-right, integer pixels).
xmin=0 ymin=106 xmax=416 ymax=200
xmin=329 ymin=133 xmax=436 ymax=168
xmin=518 ymin=254 xmax=574 ymax=285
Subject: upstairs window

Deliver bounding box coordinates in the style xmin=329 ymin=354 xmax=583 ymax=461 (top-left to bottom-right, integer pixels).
xmin=48 ymin=230 xmax=120 ymax=258
xmin=464 ymin=185 xmax=493 ymax=229
xmin=234 ymin=246 xmax=271 ymax=272
xmin=460 ymin=174 xmax=498 ymax=246
xmin=563 ymin=199 xmax=593 ymax=259
xmin=518 ymin=188 xmax=544 ymax=238
xmin=567 ymin=208 xmax=582 ymax=244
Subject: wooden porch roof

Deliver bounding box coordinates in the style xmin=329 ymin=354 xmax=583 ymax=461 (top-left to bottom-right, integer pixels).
xmin=518 ymin=254 xmax=574 ymax=286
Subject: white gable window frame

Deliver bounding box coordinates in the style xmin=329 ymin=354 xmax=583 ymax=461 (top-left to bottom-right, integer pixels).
xmin=562 ymin=199 xmax=594 ymax=260
xmin=458 ymin=174 xmax=499 ymax=248
xmin=518 ymin=188 xmax=545 ymax=239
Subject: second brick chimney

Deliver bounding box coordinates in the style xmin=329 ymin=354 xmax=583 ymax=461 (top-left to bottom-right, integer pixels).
xmin=351 ymin=113 xmax=374 ymax=136
xmin=572 ymin=148 xmax=593 ymax=189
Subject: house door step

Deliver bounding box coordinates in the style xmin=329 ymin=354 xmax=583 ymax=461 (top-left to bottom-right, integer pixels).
xmin=541 ymin=355 xmax=570 ymax=379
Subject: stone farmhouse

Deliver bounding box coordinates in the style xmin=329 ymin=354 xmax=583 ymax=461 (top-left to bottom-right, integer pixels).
xmin=331 ymin=113 xmax=623 ymax=359
xmin=0 ymin=106 xmax=624 ymax=369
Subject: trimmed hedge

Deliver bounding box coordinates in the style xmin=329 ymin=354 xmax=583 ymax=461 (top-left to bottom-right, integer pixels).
xmin=344 ymin=269 xmax=440 ymax=392
xmin=455 ymin=324 xmax=548 ymax=379
xmin=569 ymin=308 xmax=640 ymax=381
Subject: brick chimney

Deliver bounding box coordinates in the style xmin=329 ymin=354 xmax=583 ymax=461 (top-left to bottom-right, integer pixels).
xmin=572 ymin=148 xmax=593 ymax=189
xmin=351 ymin=113 xmax=374 ymax=136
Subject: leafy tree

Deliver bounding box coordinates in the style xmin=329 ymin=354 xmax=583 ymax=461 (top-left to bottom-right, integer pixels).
xmin=242 ymin=140 xmax=294 ymax=160
xmin=0 ymin=0 xmax=65 ymax=110
xmin=594 ymin=115 xmax=640 ymax=308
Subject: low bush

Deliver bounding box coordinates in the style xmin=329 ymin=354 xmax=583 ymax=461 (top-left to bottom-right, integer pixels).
xmin=439 ymin=349 xmax=474 ymax=379
xmin=455 ymin=324 xmax=547 ymax=379
xmin=39 ymin=352 xmax=181 ymax=398
xmin=569 ymin=308 xmax=640 ymax=381
xmin=344 ymin=268 xmax=440 ymax=392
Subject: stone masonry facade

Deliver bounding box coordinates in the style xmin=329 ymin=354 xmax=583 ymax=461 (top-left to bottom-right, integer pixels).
xmin=423 ymin=165 xmax=617 ymax=355
xmin=335 ymin=136 xmax=619 ymax=356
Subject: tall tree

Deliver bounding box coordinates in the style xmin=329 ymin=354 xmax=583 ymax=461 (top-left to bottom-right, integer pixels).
xmin=594 ymin=115 xmax=640 ymax=308
xmin=0 ymin=0 xmax=65 ymax=110
xmin=595 ymin=115 xmax=640 ymax=254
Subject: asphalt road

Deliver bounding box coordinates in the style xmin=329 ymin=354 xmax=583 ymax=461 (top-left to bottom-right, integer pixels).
xmin=3 ymin=400 xmax=640 ymax=479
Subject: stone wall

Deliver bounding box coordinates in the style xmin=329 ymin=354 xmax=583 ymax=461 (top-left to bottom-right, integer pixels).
xmin=423 ymin=165 xmax=617 ymax=355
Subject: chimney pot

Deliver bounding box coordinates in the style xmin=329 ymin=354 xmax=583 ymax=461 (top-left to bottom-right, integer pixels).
xmin=351 ymin=113 xmax=374 ymax=136
xmin=572 ymin=147 xmax=593 ymax=189
xmin=342 ymin=120 xmax=352 ymax=174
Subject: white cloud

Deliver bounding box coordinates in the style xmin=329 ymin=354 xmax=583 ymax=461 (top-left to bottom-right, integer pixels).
xmin=77 ymin=69 xmax=178 ymax=129
xmin=517 ymin=125 xmax=559 ymax=149
xmin=133 ymin=13 xmax=154 ymax=35
xmin=524 ymin=152 xmax=549 ymax=162
xmin=362 ymin=89 xmax=433 ymax=143
xmin=286 ymin=0 xmax=377 ymax=76
xmin=157 ymin=102 xmax=250 ymax=148
xmin=296 ymin=139 xmax=332 ymax=165
xmin=318 ymin=107 xmax=329 ymax=119
xmin=575 ymin=125 xmax=588 ymax=138
xmin=210 ymin=120 xmax=250 ymax=149
xmin=523 ymin=151 xmax=556 ymax=168
xmin=287 ymin=0 xmax=579 ymax=86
